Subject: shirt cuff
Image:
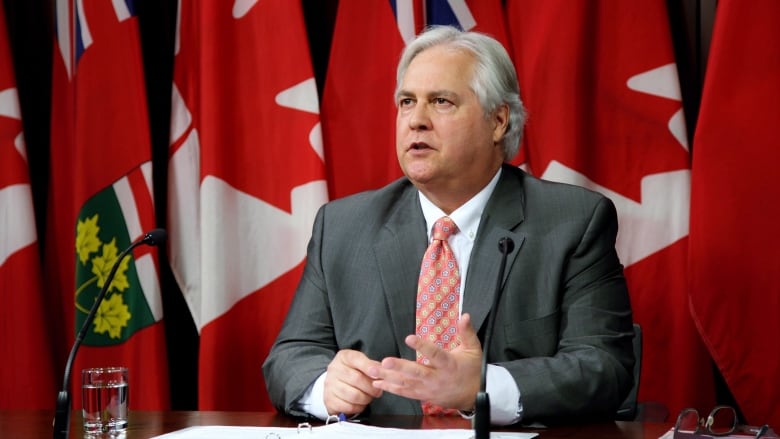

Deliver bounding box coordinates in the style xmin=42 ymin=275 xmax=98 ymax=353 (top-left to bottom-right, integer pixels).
xmin=294 ymin=372 xmax=330 ymax=421
xmin=486 ymin=364 xmax=523 ymax=425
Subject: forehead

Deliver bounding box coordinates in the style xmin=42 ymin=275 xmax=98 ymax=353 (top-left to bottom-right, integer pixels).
xmin=402 ymin=45 xmax=476 ymax=90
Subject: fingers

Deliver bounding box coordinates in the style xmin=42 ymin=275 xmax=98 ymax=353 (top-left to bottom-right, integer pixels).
xmin=336 ymin=349 xmax=383 ymax=381
xmin=370 ymin=356 xmax=429 ymax=400
xmin=371 ymin=313 xmax=483 ymax=410
xmin=323 ymin=350 xmax=383 ymax=415
xmin=408 ymin=313 xmax=481 ymax=369
xmin=326 ymin=314 xmax=483 ymax=413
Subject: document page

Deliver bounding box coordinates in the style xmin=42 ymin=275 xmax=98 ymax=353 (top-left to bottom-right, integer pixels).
xmin=151 ymin=422 xmax=539 ymax=439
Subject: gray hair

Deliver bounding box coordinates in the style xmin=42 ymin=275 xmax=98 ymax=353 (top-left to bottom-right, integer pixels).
xmin=395 ymin=25 xmax=527 ymax=161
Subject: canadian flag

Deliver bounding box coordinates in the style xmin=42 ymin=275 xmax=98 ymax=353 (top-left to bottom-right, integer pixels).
xmin=47 ymin=0 xmax=168 ymax=409
xmin=506 ymin=0 xmax=714 ymax=415
xmin=689 ymin=0 xmax=780 ymax=427
xmin=0 ymin=1 xmax=56 ymax=409
xmin=168 ymin=0 xmax=327 ymax=410
xmin=323 ymin=0 xmax=510 ymax=200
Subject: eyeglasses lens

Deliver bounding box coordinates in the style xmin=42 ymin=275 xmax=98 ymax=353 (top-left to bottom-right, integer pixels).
xmin=708 ymin=406 xmax=737 ymax=435
xmin=677 ymin=409 xmax=701 ymax=433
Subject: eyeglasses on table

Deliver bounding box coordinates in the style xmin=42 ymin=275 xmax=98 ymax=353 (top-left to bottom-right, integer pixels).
xmin=673 ymin=405 xmax=776 ymax=438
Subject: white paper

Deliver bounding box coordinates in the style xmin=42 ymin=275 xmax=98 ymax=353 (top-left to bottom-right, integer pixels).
xmin=150 ymin=422 xmax=539 ymax=439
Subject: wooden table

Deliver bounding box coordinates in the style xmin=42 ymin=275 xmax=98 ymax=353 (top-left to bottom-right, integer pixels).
xmin=0 ymin=410 xmax=673 ymax=438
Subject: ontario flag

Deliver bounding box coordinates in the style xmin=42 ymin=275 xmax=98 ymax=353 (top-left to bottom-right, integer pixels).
xmin=323 ymin=0 xmax=510 ymax=200
xmin=689 ymin=0 xmax=780 ymax=426
xmin=0 ymin=1 xmax=57 ymax=409
xmin=168 ymin=0 xmax=327 ymax=410
xmin=425 ymin=0 xmax=509 ymax=47
xmin=507 ymin=0 xmax=714 ymax=415
xmin=47 ymin=0 xmax=168 ymax=409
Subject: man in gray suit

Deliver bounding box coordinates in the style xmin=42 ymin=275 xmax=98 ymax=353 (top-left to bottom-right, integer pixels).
xmin=263 ymin=25 xmax=634 ymax=425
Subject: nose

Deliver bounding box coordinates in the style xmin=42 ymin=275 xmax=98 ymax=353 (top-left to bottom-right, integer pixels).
xmin=409 ymin=103 xmax=430 ymax=131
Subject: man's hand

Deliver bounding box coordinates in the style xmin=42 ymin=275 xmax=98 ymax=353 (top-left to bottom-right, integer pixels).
xmin=369 ymin=313 xmax=483 ymax=410
xmin=323 ymin=349 xmax=384 ymax=416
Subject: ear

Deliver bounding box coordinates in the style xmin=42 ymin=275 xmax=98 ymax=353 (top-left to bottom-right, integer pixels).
xmin=491 ymin=104 xmax=510 ymax=144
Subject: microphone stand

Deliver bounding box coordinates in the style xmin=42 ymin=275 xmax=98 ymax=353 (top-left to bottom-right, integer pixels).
xmin=53 ymin=229 xmax=166 ymax=439
xmin=474 ymin=237 xmax=514 ymax=439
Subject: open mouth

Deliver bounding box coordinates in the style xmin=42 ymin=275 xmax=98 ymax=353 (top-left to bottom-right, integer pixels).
xmin=410 ymin=142 xmax=431 ymax=150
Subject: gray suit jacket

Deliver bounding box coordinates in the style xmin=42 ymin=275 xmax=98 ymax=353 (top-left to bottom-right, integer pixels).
xmin=263 ymin=164 xmax=634 ymax=423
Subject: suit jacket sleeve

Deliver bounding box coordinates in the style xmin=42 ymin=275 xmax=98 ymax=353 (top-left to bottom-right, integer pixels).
xmin=480 ymin=173 xmax=634 ymax=423
xmin=262 ymin=180 xmax=427 ymax=418
xmin=262 ymin=204 xmax=336 ymax=418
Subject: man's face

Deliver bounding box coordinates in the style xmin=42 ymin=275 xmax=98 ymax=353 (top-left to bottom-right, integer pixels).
xmin=396 ymin=45 xmax=507 ymax=205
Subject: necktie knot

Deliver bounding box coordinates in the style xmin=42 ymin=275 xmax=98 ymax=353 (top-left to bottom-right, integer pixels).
xmin=432 ymin=217 xmax=458 ymax=241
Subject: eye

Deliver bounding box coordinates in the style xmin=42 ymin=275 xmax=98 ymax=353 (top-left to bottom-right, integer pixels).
xmin=433 ymin=97 xmax=453 ymax=107
xmin=398 ymin=97 xmax=414 ymax=108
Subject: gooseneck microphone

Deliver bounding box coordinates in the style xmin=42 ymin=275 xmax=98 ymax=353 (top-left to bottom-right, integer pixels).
xmin=474 ymin=237 xmax=515 ymax=439
xmin=53 ymin=229 xmax=167 ymax=439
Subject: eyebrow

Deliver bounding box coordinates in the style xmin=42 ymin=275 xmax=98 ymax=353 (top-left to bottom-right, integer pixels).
xmin=396 ymin=89 xmax=459 ymax=100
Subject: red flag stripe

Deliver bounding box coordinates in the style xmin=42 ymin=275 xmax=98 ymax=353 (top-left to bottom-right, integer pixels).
xmin=689 ymin=0 xmax=780 ymax=426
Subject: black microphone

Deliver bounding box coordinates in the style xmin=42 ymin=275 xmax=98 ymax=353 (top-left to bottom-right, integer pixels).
xmin=53 ymin=229 xmax=167 ymax=439
xmin=474 ymin=237 xmax=514 ymax=439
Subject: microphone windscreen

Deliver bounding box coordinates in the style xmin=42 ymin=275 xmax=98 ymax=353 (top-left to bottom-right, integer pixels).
xmin=498 ymin=237 xmax=514 ymax=254
xmin=143 ymin=228 xmax=168 ymax=247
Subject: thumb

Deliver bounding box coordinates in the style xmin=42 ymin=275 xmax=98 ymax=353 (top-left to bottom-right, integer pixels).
xmin=457 ymin=313 xmax=482 ymax=353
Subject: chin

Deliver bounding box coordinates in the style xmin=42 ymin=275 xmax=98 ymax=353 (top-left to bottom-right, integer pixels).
xmin=402 ymin=165 xmax=432 ymax=184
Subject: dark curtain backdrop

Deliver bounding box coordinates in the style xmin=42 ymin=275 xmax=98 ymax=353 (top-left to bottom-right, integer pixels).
xmin=2 ymin=0 xmax=719 ymax=411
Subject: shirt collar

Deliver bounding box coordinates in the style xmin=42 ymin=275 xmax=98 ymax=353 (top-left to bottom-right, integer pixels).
xmin=418 ymin=168 xmax=502 ymax=241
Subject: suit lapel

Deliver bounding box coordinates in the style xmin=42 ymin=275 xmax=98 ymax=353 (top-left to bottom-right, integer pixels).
xmin=374 ymin=187 xmax=427 ymax=360
xmin=372 ymin=167 xmax=529 ymax=354
xmin=463 ymin=166 xmax=527 ymax=338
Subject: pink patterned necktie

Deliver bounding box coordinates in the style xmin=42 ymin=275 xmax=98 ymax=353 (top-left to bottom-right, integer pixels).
xmin=416 ymin=216 xmax=461 ymax=416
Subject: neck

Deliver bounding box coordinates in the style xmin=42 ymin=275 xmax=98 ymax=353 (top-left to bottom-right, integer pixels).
xmin=417 ymin=165 xmax=503 ymax=214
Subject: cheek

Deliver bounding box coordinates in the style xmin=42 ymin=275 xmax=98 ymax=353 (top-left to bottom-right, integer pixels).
xmin=444 ymin=121 xmax=480 ymax=147
xmin=448 ymin=122 xmax=497 ymax=160
xmin=395 ymin=120 xmax=411 ymax=163
xmin=395 ymin=119 xmax=407 ymax=149
xmin=396 ymin=111 xmax=410 ymax=134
